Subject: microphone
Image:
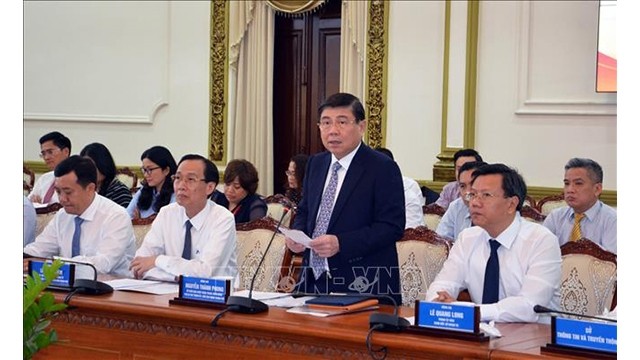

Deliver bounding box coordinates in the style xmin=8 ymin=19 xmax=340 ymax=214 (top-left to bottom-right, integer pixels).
xmin=225 ymin=207 xmax=290 ymax=314
xmin=533 ymin=305 xmax=617 ymax=323
xmin=368 ymin=294 xmax=410 ymax=332
xmin=62 ymin=257 xmax=114 ymax=295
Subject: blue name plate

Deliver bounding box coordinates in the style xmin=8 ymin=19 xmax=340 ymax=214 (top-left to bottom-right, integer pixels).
xmin=179 ymin=276 xmax=231 ymax=304
xmin=29 ymin=260 xmax=75 ymax=288
xmin=553 ymin=317 xmax=617 ymax=354
xmin=416 ymin=301 xmax=478 ymax=333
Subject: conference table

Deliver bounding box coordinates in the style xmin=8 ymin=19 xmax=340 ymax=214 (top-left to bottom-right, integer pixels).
xmin=36 ymin=289 xmax=590 ymax=359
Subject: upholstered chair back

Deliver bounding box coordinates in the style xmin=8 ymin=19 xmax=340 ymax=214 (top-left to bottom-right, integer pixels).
xmin=396 ymin=226 xmax=451 ymax=307
xmin=560 ymin=239 xmax=617 ymax=316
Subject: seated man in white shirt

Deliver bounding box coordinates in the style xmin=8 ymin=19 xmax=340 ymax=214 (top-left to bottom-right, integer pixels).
xmin=426 ymin=163 xmax=561 ymax=323
xmin=130 ymin=154 xmax=238 ymax=282
xmin=374 ymin=147 xmax=425 ymax=229
xmin=28 ymin=131 xmax=72 ymax=204
xmin=436 ymin=161 xmax=486 ymax=240
xmin=543 ymin=157 xmax=616 ymax=253
xmin=24 ymin=156 xmax=136 ymax=277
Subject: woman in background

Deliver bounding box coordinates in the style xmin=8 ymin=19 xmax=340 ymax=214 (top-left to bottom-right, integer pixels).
xmin=213 ymin=159 xmax=267 ymax=224
xmin=80 ymin=142 xmax=132 ymax=208
xmin=127 ymin=146 xmax=177 ymax=219
xmin=284 ymin=153 xmax=308 ymax=206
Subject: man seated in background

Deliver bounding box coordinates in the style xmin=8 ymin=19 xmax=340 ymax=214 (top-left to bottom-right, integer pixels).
xmin=426 ymin=164 xmax=561 ymax=323
xmin=375 ymin=147 xmax=425 ymax=229
xmin=543 ymin=158 xmax=616 ymax=253
xmin=24 ymin=156 xmax=136 ymax=277
xmin=28 ymin=131 xmax=72 ymax=204
xmin=130 ymin=154 xmax=238 ymax=282
xmin=435 ymin=148 xmax=483 ymax=210
xmin=436 ymin=161 xmax=487 ymax=240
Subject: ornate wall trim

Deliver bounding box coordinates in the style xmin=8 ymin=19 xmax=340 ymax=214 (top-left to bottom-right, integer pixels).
xmin=433 ymin=0 xmax=479 ymax=182
xmin=209 ymin=0 xmax=228 ymax=164
xmin=364 ymin=0 xmax=388 ymax=149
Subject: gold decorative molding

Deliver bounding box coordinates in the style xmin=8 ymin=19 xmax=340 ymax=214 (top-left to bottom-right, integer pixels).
xmin=433 ymin=1 xmax=479 ymax=182
xmin=209 ymin=0 xmax=228 ymax=164
xmin=365 ymin=0 xmax=388 ymax=149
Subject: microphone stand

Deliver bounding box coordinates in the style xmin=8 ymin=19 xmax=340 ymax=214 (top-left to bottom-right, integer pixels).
xmin=533 ymin=305 xmax=617 ymax=323
xmin=225 ymin=208 xmax=290 ymax=314
xmin=47 ymin=256 xmax=114 ymax=295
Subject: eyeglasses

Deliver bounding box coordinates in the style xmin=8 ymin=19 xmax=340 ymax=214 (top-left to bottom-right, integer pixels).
xmin=318 ymin=118 xmax=358 ymax=130
xmin=464 ymin=191 xmax=507 ymax=202
xmin=285 ymin=170 xmax=295 ymax=176
xmin=39 ymin=148 xmax=61 ymax=158
xmin=141 ymin=166 xmax=161 ymax=175
xmin=171 ymin=174 xmax=207 ymax=186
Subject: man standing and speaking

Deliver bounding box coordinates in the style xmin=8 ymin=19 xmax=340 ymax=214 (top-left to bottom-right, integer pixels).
xmin=285 ymin=93 xmax=406 ymax=305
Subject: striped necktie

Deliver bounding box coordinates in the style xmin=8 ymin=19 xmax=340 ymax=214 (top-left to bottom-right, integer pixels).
xmin=569 ymin=213 xmax=585 ymax=242
xmin=310 ymin=161 xmax=342 ymax=280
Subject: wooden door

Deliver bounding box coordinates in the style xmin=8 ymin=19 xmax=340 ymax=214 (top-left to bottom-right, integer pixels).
xmin=272 ymin=0 xmax=341 ymax=195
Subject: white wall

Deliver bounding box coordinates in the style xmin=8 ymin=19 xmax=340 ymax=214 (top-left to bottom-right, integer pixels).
xmin=23 ymin=1 xmax=211 ymax=166
xmin=23 ymin=1 xmax=616 ymax=190
xmin=386 ymin=1 xmax=616 ymax=190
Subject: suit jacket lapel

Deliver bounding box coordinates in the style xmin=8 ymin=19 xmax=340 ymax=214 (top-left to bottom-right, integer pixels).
xmin=308 ymin=153 xmax=331 ymax=232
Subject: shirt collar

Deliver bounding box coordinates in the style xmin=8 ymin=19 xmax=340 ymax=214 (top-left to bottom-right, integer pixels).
xmin=77 ymin=193 xmax=100 ymax=221
xmin=570 ymin=200 xmax=601 ymax=221
xmin=331 ymin=142 xmax=361 ymax=171
xmin=179 ymin=200 xmax=213 ymax=231
xmin=479 ymin=213 xmax=522 ymax=250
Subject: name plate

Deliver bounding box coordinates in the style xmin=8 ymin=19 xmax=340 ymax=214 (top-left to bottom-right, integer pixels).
xmin=28 ymin=260 xmax=75 ymax=289
xmin=415 ymin=301 xmax=479 ymax=333
xmin=178 ymin=276 xmax=231 ymax=305
xmin=552 ymin=316 xmax=617 ymax=354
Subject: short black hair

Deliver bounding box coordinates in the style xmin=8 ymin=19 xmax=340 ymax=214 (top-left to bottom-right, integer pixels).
xmin=454 ymin=148 xmax=482 ymax=163
xmin=471 ymin=163 xmax=526 ymax=211
xmin=457 ymin=161 xmax=487 ymax=180
xmin=565 ymin=158 xmax=603 ymax=184
xmin=54 ymin=155 xmax=97 ymax=188
xmin=178 ymin=154 xmax=219 ymax=184
xmin=318 ymin=92 xmax=366 ymax=122
xmin=39 ymin=131 xmax=72 ymax=153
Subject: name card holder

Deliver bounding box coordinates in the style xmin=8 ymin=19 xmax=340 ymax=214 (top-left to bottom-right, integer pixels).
xmin=169 ymin=275 xmax=231 ymax=309
xmin=405 ymin=300 xmax=489 ymax=342
xmin=28 ymin=260 xmax=76 ymax=291
xmin=541 ymin=316 xmax=617 ymax=359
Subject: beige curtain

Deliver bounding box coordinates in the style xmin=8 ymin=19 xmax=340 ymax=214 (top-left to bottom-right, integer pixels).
xmin=228 ymin=1 xmax=275 ymax=196
xmin=340 ymin=0 xmax=367 ymax=99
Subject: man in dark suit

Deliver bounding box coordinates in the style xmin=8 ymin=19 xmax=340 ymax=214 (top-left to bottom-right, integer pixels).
xmin=285 ymin=93 xmax=406 ymax=305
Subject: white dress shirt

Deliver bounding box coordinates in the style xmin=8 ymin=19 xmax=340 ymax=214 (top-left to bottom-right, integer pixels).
xmin=24 ymin=194 xmax=136 ymax=277
xmin=403 ymin=176 xmax=425 ymax=229
xmin=28 ymin=171 xmax=59 ymax=204
xmin=543 ymin=201 xmax=617 ymax=254
xmin=426 ymin=214 xmax=561 ymax=323
xmin=436 ymin=197 xmax=471 ymax=240
xmin=136 ymin=200 xmax=238 ymax=281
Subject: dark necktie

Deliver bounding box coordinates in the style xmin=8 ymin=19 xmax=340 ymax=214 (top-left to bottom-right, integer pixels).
xmin=482 ymin=239 xmax=501 ymax=304
xmin=182 ymin=220 xmax=193 ymax=260
xmin=72 ymin=217 xmax=84 ymax=257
